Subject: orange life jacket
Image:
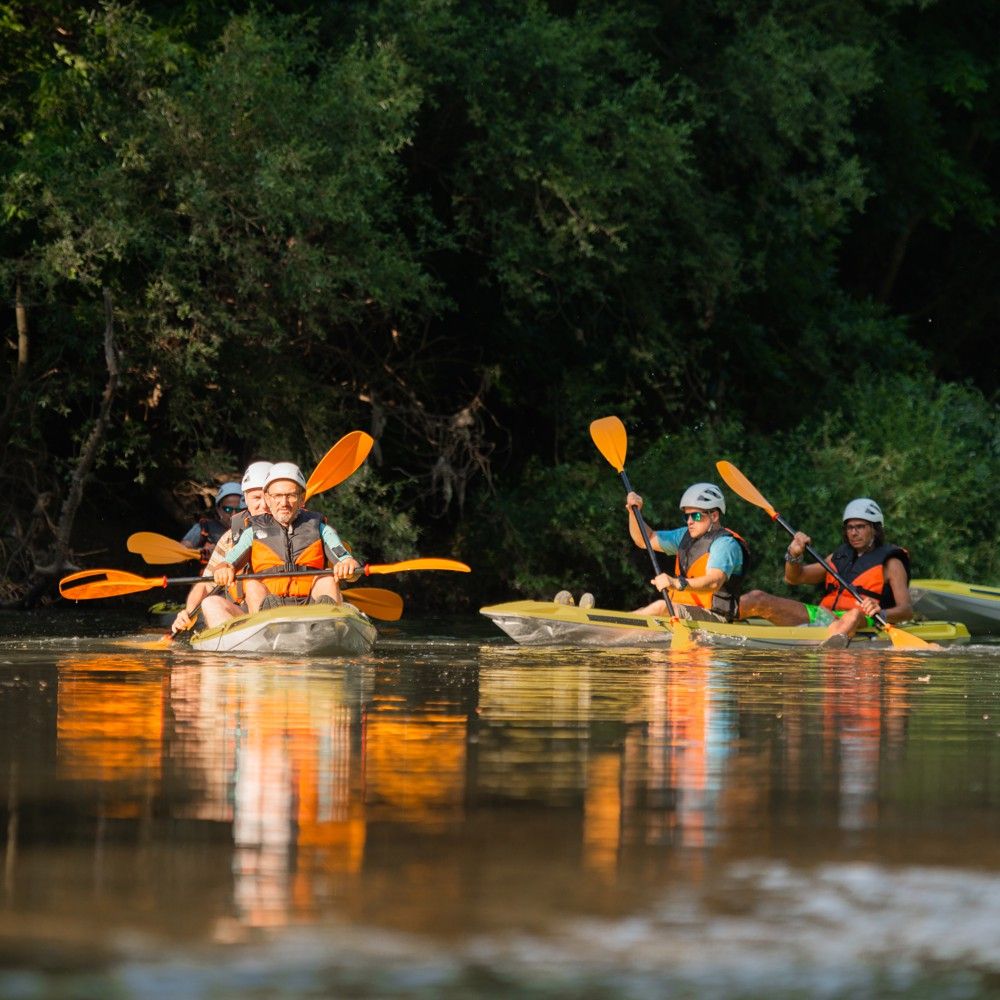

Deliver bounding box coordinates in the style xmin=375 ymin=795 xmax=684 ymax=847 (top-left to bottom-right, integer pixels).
xmin=820 ymin=543 xmax=910 ymax=611
xmin=249 ymin=510 xmax=328 ymax=598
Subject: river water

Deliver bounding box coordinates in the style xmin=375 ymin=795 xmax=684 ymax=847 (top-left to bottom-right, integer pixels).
xmin=1 ymin=608 xmax=999 ymax=998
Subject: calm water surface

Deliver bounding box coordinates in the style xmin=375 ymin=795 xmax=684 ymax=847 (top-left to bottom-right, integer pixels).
xmin=1 ymin=608 xmax=999 ymax=998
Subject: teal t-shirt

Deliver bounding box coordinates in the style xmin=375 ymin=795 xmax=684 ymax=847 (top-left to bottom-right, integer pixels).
xmin=654 ymin=527 xmax=744 ymax=579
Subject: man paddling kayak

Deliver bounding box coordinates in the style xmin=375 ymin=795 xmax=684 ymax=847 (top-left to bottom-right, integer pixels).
xmin=627 ymin=482 xmax=750 ymax=622
xmin=739 ymin=498 xmax=913 ymax=647
xmin=213 ymin=462 xmax=360 ymax=612
xmin=171 ymin=461 xmax=272 ymax=632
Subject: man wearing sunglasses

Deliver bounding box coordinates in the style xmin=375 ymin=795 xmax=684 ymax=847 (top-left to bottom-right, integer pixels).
xmin=626 ymin=482 xmax=749 ymax=622
xmin=180 ymin=480 xmax=246 ymax=563
xmin=739 ymin=497 xmax=912 ymax=647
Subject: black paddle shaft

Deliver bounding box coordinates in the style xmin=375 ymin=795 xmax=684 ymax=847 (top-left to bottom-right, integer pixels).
xmin=773 ymin=512 xmax=890 ymax=629
xmin=620 ymin=470 xmax=679 ymax=617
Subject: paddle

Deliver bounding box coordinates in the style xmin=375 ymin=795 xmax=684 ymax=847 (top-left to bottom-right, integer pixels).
xmin=59 ymin=559 xmax=470 ymax=601
xmin=589 ymin=416 xmax=694 ymax=651
xmin=127 ymin=430 xmax=376 ymax=566
xmin=304 ymin=430 xmax=374 ymax=501
xmin=715 ymin=460 xmax=935 ymax=650
xmin=127 ymin=532 xmax=202 ymax=564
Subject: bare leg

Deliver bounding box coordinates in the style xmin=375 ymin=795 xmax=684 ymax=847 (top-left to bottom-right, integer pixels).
xmin=634 ymin=598 xmax=667 ymax=616
xmin=310 ymin=576 xmax=343 ymax=603
xmin=243 ymin=579 xmax=269 ymax=614
xmin=738 ymin=589 xmax=810 ymax=625
xmin=200 ymin=594 xmax=245 ymax=627
xmin=826 ymin=607 xmax=865 ymax=640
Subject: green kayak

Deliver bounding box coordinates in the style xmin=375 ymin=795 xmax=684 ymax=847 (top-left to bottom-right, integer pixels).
xmin=190 ymin=602 xmax=377 ymax=656
xmin=910 ymin=579 xmax=1000 ymax=637
xmin=480 ymin=600 xmax=970 ymax=649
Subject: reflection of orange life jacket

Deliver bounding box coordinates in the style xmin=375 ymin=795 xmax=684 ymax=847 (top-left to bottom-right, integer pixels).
xmin=820 ymin=543 xmax=910 ymax=611
xmin=672 ymin=526 xmax=751 ymax=621
xmin=249 ymin=510 xmax=328 ymax=598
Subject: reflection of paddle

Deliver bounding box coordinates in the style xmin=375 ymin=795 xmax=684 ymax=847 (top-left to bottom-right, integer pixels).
xmin=127 ymin=430 xmax=376 ymax=565
xmin=589 ymin=416 xmax=694 ymax=651
xmin=715 ymin=460 xmax=936 ymax=650
xmin=60 ymin=559 xmax=470 ymax=601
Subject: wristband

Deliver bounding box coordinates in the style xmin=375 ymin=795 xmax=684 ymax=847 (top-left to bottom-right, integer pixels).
xmin=784 ymin=551 xmax=804 ymax=564
xmin=676 ymin=576 xmax=689 ymax=590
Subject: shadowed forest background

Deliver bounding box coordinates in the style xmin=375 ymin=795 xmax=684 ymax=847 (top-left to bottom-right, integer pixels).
xmin=1 ymin=0 xmax=997 ymax=610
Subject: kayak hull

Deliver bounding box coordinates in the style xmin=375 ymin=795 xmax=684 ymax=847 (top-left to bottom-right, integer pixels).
xmin=191 ymin=602 xmax=377 ymax=656
xmin=480 ymin=601 xmax=970 ymax=649
xmin=910 ymin=579 xmax=1000 ymax=637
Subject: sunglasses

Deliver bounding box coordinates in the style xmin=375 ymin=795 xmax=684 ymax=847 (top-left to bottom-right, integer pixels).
xmin=684 ymin=511 xmax=708 ymax=523
xmin=221 ymin=504 xmax=246 ymax=514
xmin=844 ymin=521 xmax=872 ymax=533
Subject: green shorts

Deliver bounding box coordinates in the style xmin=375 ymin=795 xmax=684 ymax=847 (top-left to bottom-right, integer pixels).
xmin=804 ymin=604 xmax=875 ymax=628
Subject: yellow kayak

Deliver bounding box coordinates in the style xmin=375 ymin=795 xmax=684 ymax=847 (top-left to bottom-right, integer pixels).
xmin=910 ymin=579 xmax=1000 ymax=637
xmin=480 ymin=600 xmax=970 ymax=649
xmin=191 ymin=602 xmax=377 ymax=655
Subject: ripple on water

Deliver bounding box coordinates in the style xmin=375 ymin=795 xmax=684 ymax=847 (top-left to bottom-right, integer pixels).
xmin=1 ymin=862 xmax=998 ymax=998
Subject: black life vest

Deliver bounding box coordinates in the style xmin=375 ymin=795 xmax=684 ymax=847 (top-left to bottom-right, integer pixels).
xmin=247 ymin=510 xmax=329 ymax=597
xmin=820 ymin=542 xmax=910 ymax=611
xmin=674 ymin=525 xmax=751 ymax=621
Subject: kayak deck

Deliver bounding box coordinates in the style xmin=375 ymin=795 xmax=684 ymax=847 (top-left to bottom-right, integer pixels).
xmin=191 ymin=602 xmax=377 ymax=655
xmin=480 ymin=600 xmax=970 ymax=649
xmin=910 ymin=579 xmax=1000 ymax=637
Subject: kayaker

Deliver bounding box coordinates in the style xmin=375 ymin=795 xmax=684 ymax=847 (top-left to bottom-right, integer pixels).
xmin=626 ymin=482 xmax=750 ymax=622
xmin=180 ymin=481 xmax=245 ymax=562
xmin=171 ymin=462 xmax=272 ymax=633
xmin=738 ymin=498 xmax=913 ymax=647
xmin=213 ymin=462 xmax=360 ymax=612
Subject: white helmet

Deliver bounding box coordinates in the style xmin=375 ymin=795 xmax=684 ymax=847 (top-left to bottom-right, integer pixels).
xmin=264 ymin=462 xmax=306 ymax=491
xmin=842 ymin=497 xmax=883 ymax=524
xmin=679 ymin=482 xmax=726 ymax=514
xmin=241 ymin=461 xmax=272 ymax=492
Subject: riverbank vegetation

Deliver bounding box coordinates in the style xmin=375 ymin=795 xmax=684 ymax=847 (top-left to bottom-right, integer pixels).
xmin=1 ymin=1 xmax=996 ymax=607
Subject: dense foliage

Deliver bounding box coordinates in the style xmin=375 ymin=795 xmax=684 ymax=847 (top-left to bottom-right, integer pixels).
xmin=1 ymin=0 xmax=997 ymax=606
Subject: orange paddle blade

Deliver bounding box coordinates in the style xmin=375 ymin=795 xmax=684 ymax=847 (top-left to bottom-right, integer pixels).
xmin=715 ymin=461 xmax=779 ymax=519
xmin=342 ymin=587 xmax=404 ymax=621
xmin=363 ymin=558 xmax=470 ymax=575
xmin=304 ymin=431 xmax=375 ymax=501
xmin=59 ymin=568 xmax=166 ymax=600
xmin=589 ymin=416 xmax=628 ymax=473
xmin=127 ymin=531 xmax=201 ymax=564
xmin=883 ymin=623 xmax=940 ymax=651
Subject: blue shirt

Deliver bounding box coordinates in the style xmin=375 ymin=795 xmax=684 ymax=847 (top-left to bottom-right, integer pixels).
xmin=654 ymin=527 xmax=744 ymax=579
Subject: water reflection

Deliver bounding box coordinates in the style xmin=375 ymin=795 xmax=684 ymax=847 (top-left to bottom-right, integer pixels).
xmin=1 ymin=634 xmax=999 ymax=993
